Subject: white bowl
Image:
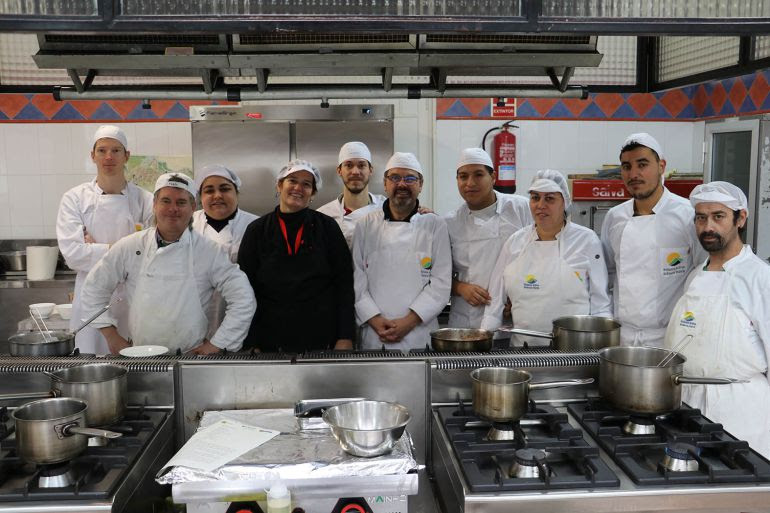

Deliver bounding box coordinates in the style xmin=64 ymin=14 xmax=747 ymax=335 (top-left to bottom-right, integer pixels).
xmin=55 ymin=304 xmax=73 ymax=320
xmin=29 ymin=303 xmax=56 ymax=319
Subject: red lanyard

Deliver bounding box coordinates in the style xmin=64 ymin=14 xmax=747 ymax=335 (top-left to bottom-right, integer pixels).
xmin=277 ymin=216 xmax=304 ymax=255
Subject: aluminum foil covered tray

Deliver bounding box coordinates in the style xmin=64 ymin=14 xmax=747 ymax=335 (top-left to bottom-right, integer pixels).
xmin=157 ymin=408 xmax=418 ymax=484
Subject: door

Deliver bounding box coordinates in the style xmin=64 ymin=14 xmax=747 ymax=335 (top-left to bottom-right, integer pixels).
xmin=704 ymin=119 xmax=759 ymax=249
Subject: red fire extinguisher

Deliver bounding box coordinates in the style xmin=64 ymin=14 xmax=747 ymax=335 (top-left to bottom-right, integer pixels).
xmin=482 ymin=121 xmax=518 ymax=194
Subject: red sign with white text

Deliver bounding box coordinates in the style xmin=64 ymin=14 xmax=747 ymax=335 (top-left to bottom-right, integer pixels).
xmin=491 ymin=98 xmax=517 ymax=118
xmin=571 ymin=179 xmax=702 ymax=201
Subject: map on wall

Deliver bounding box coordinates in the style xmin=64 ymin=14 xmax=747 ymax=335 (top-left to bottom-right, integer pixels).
xmin=124 ymin=155 xmax=194 ymax=193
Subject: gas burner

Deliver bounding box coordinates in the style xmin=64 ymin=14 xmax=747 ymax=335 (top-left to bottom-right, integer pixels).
xmin=487 ymin=422 xmax=517 ymax=441
xmin=88 ymin=436 xmax=109 ymax=447
xmin=623 ymin=415 xmax=656 ymax=435
xmin=38 ymin=463 xmax=76 ymax=488
xmin=509 ymin=448 xmax=548 ymax=478
xmin=661 ymin=443 xmax=700 ymax=472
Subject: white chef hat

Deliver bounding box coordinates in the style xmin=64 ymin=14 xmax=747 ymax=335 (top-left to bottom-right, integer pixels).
xmin=385 ymin=152 xmax=423 ymax=176
xmin=338 ymin=141 xmax=372 ymax=165
xmin=621 ymin=132 xmax=663 ymax=160
xmin=195 ymin=164 xmax=242 ymax=191
xmin=689 ymin=181 xmax=749 ymax=216
xmin=154 ymin=172 xmax=197 ymax=199
xmin=277 ymin=159 xmax=323 ymax=189
xmin=93 ymin=125 xmax=128 ymax=150
xmin=456 ymin=147 xmax=493 ymax=171
xmin=529 ymin=169 xmax=572 ymax=208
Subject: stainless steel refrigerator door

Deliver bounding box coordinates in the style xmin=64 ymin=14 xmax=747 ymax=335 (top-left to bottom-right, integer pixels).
xmin=192 ymin=121 xmax=291 ymax=217
xmin=295 ymin=120 xmax=392 ymax=208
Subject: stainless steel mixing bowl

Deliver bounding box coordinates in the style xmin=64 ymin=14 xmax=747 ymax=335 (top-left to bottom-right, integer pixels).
xmin=322 ymin=400 xmax=411 ymax=457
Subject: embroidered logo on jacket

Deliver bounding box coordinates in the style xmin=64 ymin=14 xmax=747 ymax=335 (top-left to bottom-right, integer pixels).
xmin=679 ymin=311 xmax=696 ymax=328
xmin=524 ymin=274 xmax=540 ymax=289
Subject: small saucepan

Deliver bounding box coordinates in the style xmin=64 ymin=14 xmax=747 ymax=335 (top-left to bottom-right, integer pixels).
xmin=471 ymin=367 xmax=593 ymax=422
xmin=12 ymin=397 xmax=122 ymax=465
xmin=598 ymin=346 xmax=745 ymax=414
xmin=503 ymin=315 xmax=621 ymax=351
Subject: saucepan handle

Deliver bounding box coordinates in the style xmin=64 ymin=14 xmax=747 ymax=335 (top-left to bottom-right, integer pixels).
xmin=498 ymin=327 xmax=554 ymax=340
xmin=0 ymin=390 xmax=54 ymax=401
xmin=529 ymin=378 xmax=594 ymax=390
xmin=674 ymin=376 xmax=749 ymax=385
xmin=63 ymin=425 xmax=123 ymax=439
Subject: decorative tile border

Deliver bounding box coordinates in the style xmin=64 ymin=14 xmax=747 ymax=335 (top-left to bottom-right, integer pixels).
xmin=437 ymin=69 xmax=770 ymax=121
xmin=0 ymin=96 xmax=236 ymax=122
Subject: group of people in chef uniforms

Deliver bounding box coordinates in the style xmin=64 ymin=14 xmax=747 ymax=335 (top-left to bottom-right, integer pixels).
xmin=56 ymin=124 xmax=769 ymax=457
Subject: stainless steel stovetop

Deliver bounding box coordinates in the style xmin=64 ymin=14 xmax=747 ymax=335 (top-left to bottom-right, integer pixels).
xmin=0 ymin=406 xmax=174 ymax=513
xmin=431 ymin=399 xmax=770 ymax=513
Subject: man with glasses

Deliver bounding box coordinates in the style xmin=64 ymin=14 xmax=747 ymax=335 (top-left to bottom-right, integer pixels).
xmin=317 ymin=141 xmax=385 ymax=248
xmin=79 ymin=173 xmax=255 ymax=355
xmin=352 ymin=152 xmax=451 ymax=352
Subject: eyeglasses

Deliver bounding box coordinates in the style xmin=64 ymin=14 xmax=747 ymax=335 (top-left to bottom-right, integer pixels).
xmin=385 ymin=174 xmax=420 ymax=185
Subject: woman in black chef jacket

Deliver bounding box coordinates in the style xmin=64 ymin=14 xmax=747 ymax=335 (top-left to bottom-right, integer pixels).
xmin=238 ymin=159 xmax=355 ymax=352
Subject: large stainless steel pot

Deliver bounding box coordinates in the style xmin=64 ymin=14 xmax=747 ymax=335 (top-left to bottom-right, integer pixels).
xmin=8 ymin=330 xmax=75 ymax=356
xmin=430 ymin=328 xmax=493 ymax=352
xmin=598 ymin=346 xmax=742 ymax=414
xmin=470 ymin=367 xmax=593 ymax=422
xmin=0 ymin=363 xmax=128 ymax=426
xmin=322 ymin=400 xmax=410 ymax=457
xmin=504 ymin=315 xmax=621 ymax=351
xmin=12 ymin=397 xmax=121 ymax=464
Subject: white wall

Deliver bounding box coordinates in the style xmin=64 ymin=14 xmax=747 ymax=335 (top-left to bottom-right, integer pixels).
xmin=433 ymin=119 xmax=706 ymax=215
xmin=0 ymin=103 xmax=708 ymax=238
xmin=0 ymin=122 xmax=191 ymax=239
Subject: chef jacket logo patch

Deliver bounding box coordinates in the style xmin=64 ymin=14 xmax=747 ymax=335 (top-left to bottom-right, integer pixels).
xmin=663 ymin=251 xmax=687 ymax=277
xmin=679 ymin=311 xmax=696 ymax=328
xmin=420 ymin=256 xmax=432 ymax=278
xmin=524 ymin=274 xmax=540 ymax=289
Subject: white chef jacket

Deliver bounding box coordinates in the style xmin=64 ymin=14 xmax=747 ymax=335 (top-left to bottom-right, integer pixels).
xmin=684 ymin=245 xmax=770 ymax=364
xmin=600 ymin=188 xmax=705 ymax=346
xmin=445 ymin=192 xmax=531 ymax=329
xmin=353 ymin=208 xmax=452 ymax=352
xmin=192 ymin=208 xmax=259 ymax=263
xmin=316 ymin=193 xmax=386 ymax=248
xmin=480 ymin=221 xmax=612 ymax=331
xmin=56 ymin=179 xmax=153 ymax=353
xmin=79 ymin=228 xmax=256 ymax=352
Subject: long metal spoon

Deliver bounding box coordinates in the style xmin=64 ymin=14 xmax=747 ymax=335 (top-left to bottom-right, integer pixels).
xmin=71 ymin=297 xmax=123 ymax=336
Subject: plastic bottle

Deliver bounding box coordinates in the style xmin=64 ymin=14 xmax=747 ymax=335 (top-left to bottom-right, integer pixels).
xmin=266 ymin=481 xmax=291 ymax=513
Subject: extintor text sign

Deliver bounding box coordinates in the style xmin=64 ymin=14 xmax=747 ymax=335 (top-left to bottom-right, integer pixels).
xmin=491 ymin=98 xmax=517 ymax=118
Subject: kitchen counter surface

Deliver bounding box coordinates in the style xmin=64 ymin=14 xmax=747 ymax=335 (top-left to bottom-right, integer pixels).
xmin=0 ymin=272 xmax=76 ymax=288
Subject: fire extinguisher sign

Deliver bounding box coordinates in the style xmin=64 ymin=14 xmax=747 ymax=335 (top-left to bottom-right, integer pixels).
xmin=491 ymin=98 xmax=517 ymax=118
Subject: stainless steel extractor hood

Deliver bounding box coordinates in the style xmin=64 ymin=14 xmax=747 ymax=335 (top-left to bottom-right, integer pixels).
xmin=33 ymin=32 xmax=601 ymax=100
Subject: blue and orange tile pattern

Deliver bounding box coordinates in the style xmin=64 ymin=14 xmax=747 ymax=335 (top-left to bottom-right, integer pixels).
xmin=437 ymin=68 xmax=770 ymax=121
xmin=0 ymin=96 xmax=236 ymax=122
xmin=0 ymin=68 xmax=768 ymax=122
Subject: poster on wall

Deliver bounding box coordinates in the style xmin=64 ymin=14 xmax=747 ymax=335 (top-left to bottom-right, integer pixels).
xmin=491 ymin=98 xmax=517 ymax=118
xmin=125 ymin=155 xmax=194 ymax=193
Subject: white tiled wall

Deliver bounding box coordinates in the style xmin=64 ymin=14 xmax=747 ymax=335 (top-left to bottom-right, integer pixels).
xmin=0 ymin=113 xmax=706 ymax=237
xmin=434 ymin=119 xmax=705 ymax=215
xmin=0 ymin=122 xmax=191 ymax=239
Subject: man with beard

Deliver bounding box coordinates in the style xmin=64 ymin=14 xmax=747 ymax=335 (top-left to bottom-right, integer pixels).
xmin=600 ymin=133 xmax=705 ymax=347
xmin=317 ymin=141 xmax=385 ymax=248
xmin=664 ymin=182 xmax=770 ymax=458
xmin=352 ymin=152 xmax=451 ymax=352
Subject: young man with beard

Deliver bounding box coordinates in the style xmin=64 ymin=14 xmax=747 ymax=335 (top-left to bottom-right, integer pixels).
xmin=600 ymin=133 xmax=705 ymax=347
xmin=664 ymin=182 xmax=770 ymax=458
xmin=317 ymin=141 xmax=385 ymax=248
xmin=352 ymin=152 xmax=451 ymax=352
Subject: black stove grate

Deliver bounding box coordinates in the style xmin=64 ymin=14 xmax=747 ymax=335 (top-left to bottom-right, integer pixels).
xmin=0 ymin=408 xmax=168 ymax=501
xmin=568 ymin=399 xmax=770 ymax=485
xmin=437 ymin=402 xmax=620 ymax=491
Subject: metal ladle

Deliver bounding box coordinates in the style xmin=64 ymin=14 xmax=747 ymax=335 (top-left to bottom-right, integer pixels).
xmin=656 ymin=334 xmax=694 ymax=367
